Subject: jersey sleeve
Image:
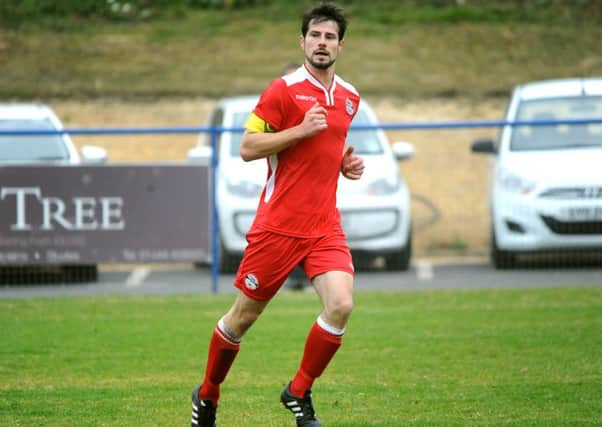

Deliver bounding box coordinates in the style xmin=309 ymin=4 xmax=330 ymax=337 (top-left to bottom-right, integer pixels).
xmin=251 ymin=78 xmax=286 ymax=131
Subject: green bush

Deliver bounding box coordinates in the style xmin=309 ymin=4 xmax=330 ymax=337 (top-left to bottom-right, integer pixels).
xmin=0 ymin=0 xmax=108 ymax=19
xmin=1 ymin=0 xmax=600 ymax=25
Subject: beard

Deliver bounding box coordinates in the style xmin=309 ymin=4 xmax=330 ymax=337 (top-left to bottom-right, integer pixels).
xmin=307 ymin=53 xmax=336 ymax=70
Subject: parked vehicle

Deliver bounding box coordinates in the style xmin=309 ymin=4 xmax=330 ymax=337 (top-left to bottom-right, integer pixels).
xmin=189 ymin=96 xmax=415 ymax=272
xmin=0 ymin=103 xmax=107 ymax=165
xmin=0 ymin=103 xmax=108 ymax=282
xmin=471 ymin=78 xmax=602 ymax=268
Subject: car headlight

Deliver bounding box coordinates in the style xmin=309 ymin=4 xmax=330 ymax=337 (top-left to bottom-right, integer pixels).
xmin=367 ymin=177 xmax=401 ymax=195
xmin=497 ymin=170 xmax=536 ymax=195
xmin=226 ymin=180 xmax=263 ymax=198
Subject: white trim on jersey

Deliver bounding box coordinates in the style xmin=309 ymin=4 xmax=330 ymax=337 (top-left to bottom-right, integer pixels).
xmin=282 ymin=65 xmax=359 ymax=107
xmin=303 ymin=71 xmax=336 ymax=106
xmin=282 ymin=66 xmax=306 ymax=86
xmin=264 ymin=154 xmax=278 ymax=203
xmin=334 ymin=75 xmax=359 ymax=96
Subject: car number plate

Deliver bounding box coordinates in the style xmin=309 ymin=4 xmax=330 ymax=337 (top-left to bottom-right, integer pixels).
xmin=565 ymin=206 xmax=602 ymax=221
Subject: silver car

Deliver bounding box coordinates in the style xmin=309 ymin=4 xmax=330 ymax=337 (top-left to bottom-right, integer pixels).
xmin=0 ymin=103 xmax=106 ymax=165
xmin=472 ymin=78 xmax=602 ymax=268
xmin=0 ymin=103 xmax=107 ymax=282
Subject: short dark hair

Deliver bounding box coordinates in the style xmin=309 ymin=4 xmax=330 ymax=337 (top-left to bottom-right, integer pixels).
xmin=301 ymin=2 xmax=347 ymax=41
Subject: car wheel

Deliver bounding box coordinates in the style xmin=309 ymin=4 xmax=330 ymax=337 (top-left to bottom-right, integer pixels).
xmin=352 ymin=253 xmax=376 ymax=272
xmin=218 ymin=238 xmax=241 ymax=274
xmin=490 ymin=228 xmax=516 ymax=269
xmin=63 ymin=264 xmax=98 ymax=282
xmin=385 ymin=230 xmax=412 ymax=271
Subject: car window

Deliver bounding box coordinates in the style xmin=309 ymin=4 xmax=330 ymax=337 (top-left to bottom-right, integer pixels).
xmin=510 ymin=96 xmax=602 ymax=151
xmin=229 ymin=111 xmax=249 ymax=157
xmin=0 ymin=118 xmax=70 ymax=161
xmin=203 ymin=108 xmax=224 ymax=148
xmin=227 ymin=108 xmax=384 ymax=157
xmin=347 ymin=110 xmax=384 ymax=155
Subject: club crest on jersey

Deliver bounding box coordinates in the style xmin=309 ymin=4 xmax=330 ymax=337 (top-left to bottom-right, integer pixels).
xmin=244 ymin=273 xmax=259 ymax=291
xmin=345 ymin=98 xmax=355 ymax=115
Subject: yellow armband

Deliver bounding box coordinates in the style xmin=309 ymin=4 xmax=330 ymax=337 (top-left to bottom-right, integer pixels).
xmin=245 ymin=112 xmax=277 ymax=133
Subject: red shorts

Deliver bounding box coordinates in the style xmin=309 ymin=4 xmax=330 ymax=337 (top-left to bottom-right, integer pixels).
xmin=234 ymin=227 xmax=354 ymax=301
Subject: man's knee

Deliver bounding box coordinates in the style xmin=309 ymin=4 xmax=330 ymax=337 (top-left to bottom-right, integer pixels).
xmin=334 ymin=298 xmax=353 ymax=317
xmin=325 ymin=297 xmax=353 ymax=326
xmin=232 ymin=309 xmax=261 ymax=330
xmin=225 ymin=294 xmax=268 ymax=336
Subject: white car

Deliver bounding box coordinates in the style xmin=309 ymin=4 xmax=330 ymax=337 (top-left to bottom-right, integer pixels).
xmin=0 ymin=103 xmax=107 ymax=282
xmin=189 ymin=96 xmax=415 ymax=272
xmin=0 ymin=103 xmax=107 ymax=165
xmin=471 ymin=78 xmax=602 ymax=268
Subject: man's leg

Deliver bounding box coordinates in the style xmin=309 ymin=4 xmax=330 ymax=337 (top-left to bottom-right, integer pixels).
xmin=199 ymin=291 xmax=269 ymax=403
xmin=280 ymin=270 xmax=353 ymax=426
xmin=192 ymin=291 xmax=268 ymax=426
xmin=289 ymin=270 xmax=353 ymax=397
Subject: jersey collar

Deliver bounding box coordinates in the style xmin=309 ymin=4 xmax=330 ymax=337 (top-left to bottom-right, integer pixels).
xmin=301 ymin=65 xmax=338 ymax=106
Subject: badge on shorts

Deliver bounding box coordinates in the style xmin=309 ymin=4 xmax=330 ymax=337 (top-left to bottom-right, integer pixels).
xmin=345 ymin=98 xmax=355 ymax=115
xmin=244 ymin=273 xmax=259 ymax=291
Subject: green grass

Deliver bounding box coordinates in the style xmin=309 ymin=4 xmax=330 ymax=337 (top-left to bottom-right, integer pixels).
xmin=1 ymin=287 xmax=601 ymax=426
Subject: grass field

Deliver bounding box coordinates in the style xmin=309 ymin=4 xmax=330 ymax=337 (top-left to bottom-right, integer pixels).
xmin=1 ymin=287 xmax=601 ymax=426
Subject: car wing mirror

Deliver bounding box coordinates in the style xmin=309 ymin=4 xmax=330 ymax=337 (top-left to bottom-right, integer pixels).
xmin=391 ymin=141 xmax=415 ymax=161
xmin=188 ymin=145 xmax=213 ymax=166
xmin=80 ymin=145 xmax=108 ymax=164
xmin=471 ymin=138 xmax=497 ymax=154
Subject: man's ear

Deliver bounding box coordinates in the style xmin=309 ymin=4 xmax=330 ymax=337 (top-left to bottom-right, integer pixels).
xmin=299 ymin=35 xmax=305 ymax=50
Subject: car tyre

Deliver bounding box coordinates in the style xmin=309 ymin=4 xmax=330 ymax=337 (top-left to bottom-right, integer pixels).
xmin=385 ymin=230 xmax=412 ymax=271
xmin=490 ymin=228 xmax=516 ymax=269
xmin=63 ymin=264 xmax=98 ymax=282
xmin=218 ymin=238 xmax=241 ymax=274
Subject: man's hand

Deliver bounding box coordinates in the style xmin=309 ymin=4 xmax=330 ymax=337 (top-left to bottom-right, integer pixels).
xmin=341 ymin=146 xmax=364 ymax=180
xmin=298 ymin=102 xmax=328 ymax=138
xmin=241 ymin=102 xmax=328 ymax=160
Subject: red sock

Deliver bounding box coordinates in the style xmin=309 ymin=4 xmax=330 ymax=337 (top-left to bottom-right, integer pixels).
xmin=199 ymin=323 xmax=240 ymax=405
xmin=289 ymin=320 xmax=343 ymax=398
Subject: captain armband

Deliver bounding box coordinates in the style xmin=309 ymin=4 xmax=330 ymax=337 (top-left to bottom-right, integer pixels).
xmin=244 ymin=112 xmax=276 ymax=133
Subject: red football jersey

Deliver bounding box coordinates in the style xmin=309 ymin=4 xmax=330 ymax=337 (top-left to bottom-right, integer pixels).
xmin=247 ymin=65 xmax=360 ymax=237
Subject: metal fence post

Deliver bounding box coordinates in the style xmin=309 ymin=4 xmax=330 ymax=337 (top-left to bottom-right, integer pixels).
xmin=210 ymin=126 xmax=220 ymax=294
